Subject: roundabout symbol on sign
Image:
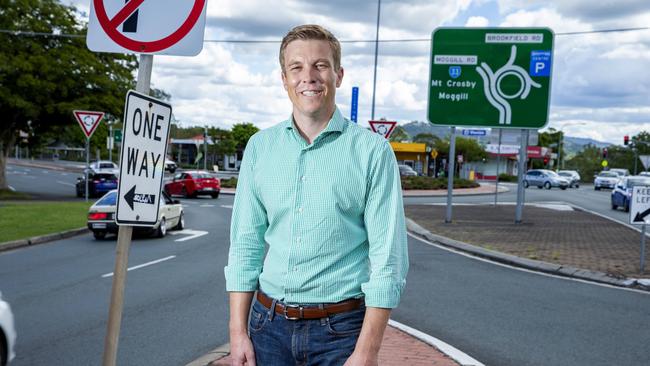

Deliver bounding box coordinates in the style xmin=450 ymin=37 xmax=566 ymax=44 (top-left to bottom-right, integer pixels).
xmin=92 ymin=0 xmax=206 ymax=53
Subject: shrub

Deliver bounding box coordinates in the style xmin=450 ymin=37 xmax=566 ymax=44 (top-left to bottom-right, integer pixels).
xmin=497 ymin=173 xmax=518 ymax=182
xmin=220 ymin=177 xmax=238 ymax=188
xmin=400 ymin=176 xmax=479 ymax=190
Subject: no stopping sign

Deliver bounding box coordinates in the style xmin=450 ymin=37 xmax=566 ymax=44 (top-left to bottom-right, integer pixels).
xmin=87 ymin=0 xmax=208 ymax=56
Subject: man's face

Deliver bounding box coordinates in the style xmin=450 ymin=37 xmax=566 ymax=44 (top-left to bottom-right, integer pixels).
xmin=282 ymin=39 xmax=344 ymax=121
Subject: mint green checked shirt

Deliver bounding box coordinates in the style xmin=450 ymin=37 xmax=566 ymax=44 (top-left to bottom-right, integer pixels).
xmin=224 ymin=108 xmax=408 ymax=308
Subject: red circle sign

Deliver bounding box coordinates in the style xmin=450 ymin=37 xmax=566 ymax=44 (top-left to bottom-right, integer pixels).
xmin=93 ymin=0 xmax=206 ymax=53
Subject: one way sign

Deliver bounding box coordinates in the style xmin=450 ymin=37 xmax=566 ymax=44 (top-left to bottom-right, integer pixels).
xmin=116 ymin=90 xmax=172 ymax=226
xmin=630 ymin=186 xmax=650 ymax=225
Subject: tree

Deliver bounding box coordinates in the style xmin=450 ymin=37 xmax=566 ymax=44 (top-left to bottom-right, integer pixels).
xmin=564 ymin=145 xmax=606 ymax=181
xmin=231 ymin=123 xmax=260 ymax=150
xmin=0 ymin=0 xmax=138 ymax=189
xmin=389 ymin=126 xmax=409 ymax=142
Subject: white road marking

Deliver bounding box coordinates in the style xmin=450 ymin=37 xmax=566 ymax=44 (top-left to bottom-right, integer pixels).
xmin=221 ymin=205 xmax=233 ymax=209
xmin=56 ymin=180 xmax=75 ymax=187
xmin=60 ymin=173 xmax=68 ymax=176
xmin=200 ymin=204 xmax=215 ymax=207
xmin=388 ymin=319 xmax=485 ymax=366
xmin=101 ymin=255 xmax=176 ymax=278
xmin=8 ymin=186 xmax=15 ymax=191
xmin=407 ymin=232 xmax=650 ymax=295
xmin=169 ymin=229 xmax=209 ymax=242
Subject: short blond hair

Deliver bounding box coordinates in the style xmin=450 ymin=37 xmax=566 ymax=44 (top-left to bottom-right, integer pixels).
xmin=279 ymin=24 xmax=341 ymax=72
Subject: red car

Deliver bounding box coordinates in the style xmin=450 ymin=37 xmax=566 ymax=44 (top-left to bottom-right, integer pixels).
xmin=164 ymin=171 xmax=221 ymax=198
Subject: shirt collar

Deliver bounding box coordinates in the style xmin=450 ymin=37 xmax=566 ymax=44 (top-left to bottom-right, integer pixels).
xmin=283 ymin=107 xmax=347 ymax=134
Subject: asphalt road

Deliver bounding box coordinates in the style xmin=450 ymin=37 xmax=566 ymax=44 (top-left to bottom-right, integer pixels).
xmin=0 ymin=196 xmax=233 ymax=365
xmin=3 ymin=162 xmax=650 ymax=365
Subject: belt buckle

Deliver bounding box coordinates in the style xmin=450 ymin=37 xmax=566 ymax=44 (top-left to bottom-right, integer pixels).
xmin=283 ymin=304 xmax=303 ymax=320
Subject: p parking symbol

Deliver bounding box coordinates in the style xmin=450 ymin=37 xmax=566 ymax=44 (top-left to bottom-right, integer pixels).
xmin=530 ymin=50 xmax=551 ymax=77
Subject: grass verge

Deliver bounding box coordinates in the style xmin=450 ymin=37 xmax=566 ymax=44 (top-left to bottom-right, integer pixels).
xmin=0 ymin=201 xmax=93 ymax=244
xmin=0 ymin=188 xmax=31 ymax=200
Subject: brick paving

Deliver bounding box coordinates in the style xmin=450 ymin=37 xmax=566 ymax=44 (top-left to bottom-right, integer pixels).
xmin=405 ymin=204 xmax=650 ymax=278
xmin=208 ymin=325 xmax=459 ymax=365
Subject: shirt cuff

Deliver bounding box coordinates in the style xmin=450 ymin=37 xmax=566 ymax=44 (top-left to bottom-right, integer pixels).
xmin=224 ymin=265 xmax=261 ymax=292
xmin=361 ymin=279 xmax=406 ymax=308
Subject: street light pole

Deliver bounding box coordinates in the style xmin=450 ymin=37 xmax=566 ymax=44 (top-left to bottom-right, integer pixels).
xmin=370 ymin=0 xmax=381 ymax=121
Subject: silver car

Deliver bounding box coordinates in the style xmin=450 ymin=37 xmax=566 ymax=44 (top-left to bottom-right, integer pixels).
xmin=0 ymin=291 xmax=16 ymax=366
xmin=524 ymin=169 xmax=569 ymax=190
xmin=594 ymin=171 xmax=619 ymax=190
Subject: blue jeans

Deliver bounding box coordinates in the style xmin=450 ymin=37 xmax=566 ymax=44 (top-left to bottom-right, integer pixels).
xmin=249 ymin=295 xmax=366 ymax=365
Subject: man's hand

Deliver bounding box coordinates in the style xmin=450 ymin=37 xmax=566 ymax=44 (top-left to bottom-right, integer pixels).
xmin=343 ymin=307 xmax=390 ymax=366
xmin=229 ymin=292 xmax=256 ymax=366
xmin=229 ymin=330 xmax=256 ymax=366
xmin=343 ymin=350 xmax=378 ymax=366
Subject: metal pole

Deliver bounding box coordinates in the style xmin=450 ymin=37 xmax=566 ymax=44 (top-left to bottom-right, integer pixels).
xmin=109 ymin=124 xmax=113 ymax=162
xmin=557 ymin=130 xmax=562 ymax=170
xmin=634 ymin=148 xmax=638 ymax=175
xmin=102 ymin=53 xmax=153 ymax=366
xmin=204 ymin=126 xmax=208 ymax=171
xmin=515 ymin=129 xmax=528 ymax=223
xmin=641 ymin=224 xmax=647 ymax=273
xmin=85 ymin=139 xmax=89 ymax=202
xmin=494 ymin=129 xmax=502 ymax=206
xmin=370 ymin=0 xmax=381 ymax=120
xmin=446 ymin=127 xmax=456 ymax=223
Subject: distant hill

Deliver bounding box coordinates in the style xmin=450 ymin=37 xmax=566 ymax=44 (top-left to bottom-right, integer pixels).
xmin=563 ymin=136 xmax=611 ymax=155
xmin=398 ymin=121 xmax=611 ymax=155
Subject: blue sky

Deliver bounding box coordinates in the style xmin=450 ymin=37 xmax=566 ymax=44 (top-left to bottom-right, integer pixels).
xmin=65 ymin=0 xmax=650 ymax=144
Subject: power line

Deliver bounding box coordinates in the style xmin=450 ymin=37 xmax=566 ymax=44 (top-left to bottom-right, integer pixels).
xmin=1 ymin=26 xmax=648 ymax=43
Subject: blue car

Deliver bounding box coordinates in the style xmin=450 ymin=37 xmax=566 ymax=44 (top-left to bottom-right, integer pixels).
xmin=611 ymin=176 xmax=650 ymax=212
xmin=76 ymin=172 xmax=118 ymax=198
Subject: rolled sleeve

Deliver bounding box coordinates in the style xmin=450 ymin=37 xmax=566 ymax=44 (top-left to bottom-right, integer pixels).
xmin=224 ymin=135 xmax=268 ymax=292
xmin=361 ymin=142 xmax=409 ymax=308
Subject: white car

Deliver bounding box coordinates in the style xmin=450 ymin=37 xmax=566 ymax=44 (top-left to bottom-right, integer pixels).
xmin=164 ymin=158 xmax=177 ymax=173
xmin=594 ymin=171 xmax=620 ymax=190
xmin=88 ymin=160 xmax=119 ymax=176
xmin=558 ymin=170 xmax=581 ymax=188
xmin=0 ymin=291 xmax=16 ymax=366
xmin=87 ymin=190 xmax=185 ymax=239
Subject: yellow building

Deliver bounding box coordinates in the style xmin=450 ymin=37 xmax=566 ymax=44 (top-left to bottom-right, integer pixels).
xmin=389 ymin=142 xmax=437 ymax=176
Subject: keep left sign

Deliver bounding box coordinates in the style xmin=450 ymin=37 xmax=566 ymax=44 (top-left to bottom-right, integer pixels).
xmin=87 ymin=0 xmax=208 ymax=56
xmin=116 ymin=90 xmax=171 ymax=226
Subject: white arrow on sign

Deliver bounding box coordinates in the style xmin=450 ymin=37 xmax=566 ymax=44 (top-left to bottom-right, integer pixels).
xmin=169 ymin=229 xmax=208 ymax=242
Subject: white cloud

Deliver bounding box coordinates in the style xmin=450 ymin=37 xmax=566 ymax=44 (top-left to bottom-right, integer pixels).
xmin=465 ymin=16 xmax=490 ymax=27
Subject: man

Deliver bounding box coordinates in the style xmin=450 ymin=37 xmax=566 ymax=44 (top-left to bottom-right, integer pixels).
xmin=225 ymin=24 xmax=408 ymax=366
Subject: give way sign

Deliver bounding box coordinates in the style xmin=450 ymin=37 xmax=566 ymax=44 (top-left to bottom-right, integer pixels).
xmin=87 ymin=0 xmax=208 ymax=56
xmin=73 ymin=110 xmax=104 ymax=139
xmin=369 ymin=120 xmax=397 ymax=139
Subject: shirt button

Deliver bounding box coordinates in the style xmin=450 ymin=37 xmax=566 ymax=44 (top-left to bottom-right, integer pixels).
xmin=296 ymin=237 xmax=302 ymax=243
xmin=301 ymin=176 xmax=306 ymax=182
xmin=298 ymin=207 xmax=303 ymax=213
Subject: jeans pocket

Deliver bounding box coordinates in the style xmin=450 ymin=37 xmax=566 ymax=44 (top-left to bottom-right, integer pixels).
xmin=326 ymin=308 xmax=365 ymax=337
xmin=248 ymin=301 xmax=269 ymax=333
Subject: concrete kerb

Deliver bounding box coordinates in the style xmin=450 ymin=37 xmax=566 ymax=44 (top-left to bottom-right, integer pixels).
xmin=185 ymin=343 xmax=230 ymax=366
xmin=405 ymin=218 xmax=647 ymax=291
xmin=0 ymin=227 xmax=88 ymax=253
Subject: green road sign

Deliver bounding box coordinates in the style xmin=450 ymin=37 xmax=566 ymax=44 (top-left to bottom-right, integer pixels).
xmin=428 ymin=28 xmax=554 ymax=129
xmin=114 ymin=129 xmax=122 ymax=142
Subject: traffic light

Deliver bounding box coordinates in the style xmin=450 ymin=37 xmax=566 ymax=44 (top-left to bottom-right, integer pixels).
xmin=543 ymin=156 xmax=549 ymax=165
xmin=603 ymin=148 xmax=608 ymax=159
xmin=624 ymin=135 xmax=629 ymax=145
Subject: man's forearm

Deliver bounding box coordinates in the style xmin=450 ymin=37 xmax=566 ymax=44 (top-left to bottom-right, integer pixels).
xmin=354 ymin=307 xmax=391 ymax=355
xmin=229 ymin=291 xmax=255 ymax=335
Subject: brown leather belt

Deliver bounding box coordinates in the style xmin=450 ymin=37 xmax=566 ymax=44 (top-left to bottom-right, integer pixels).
xmin=256 ymin=291 xmax=364 ymax=320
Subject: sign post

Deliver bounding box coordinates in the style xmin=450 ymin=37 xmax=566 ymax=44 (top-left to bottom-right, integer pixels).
xmin=630 ymin=186 xmax=650 ymax=273
xmin=427 ymin=27 xmax=554 ymax=223
xmin=86 ymin=1 xmax=207 ymax=365
xmin=446 ymin=127 xmax=456 ymax=223
xmin=350 ymin=86 xmax=359 ymax=123
xmin=494 ymin=128 xmax=502 ymax=206
xmin=73 ymin=110 xmax=104 ymax=201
